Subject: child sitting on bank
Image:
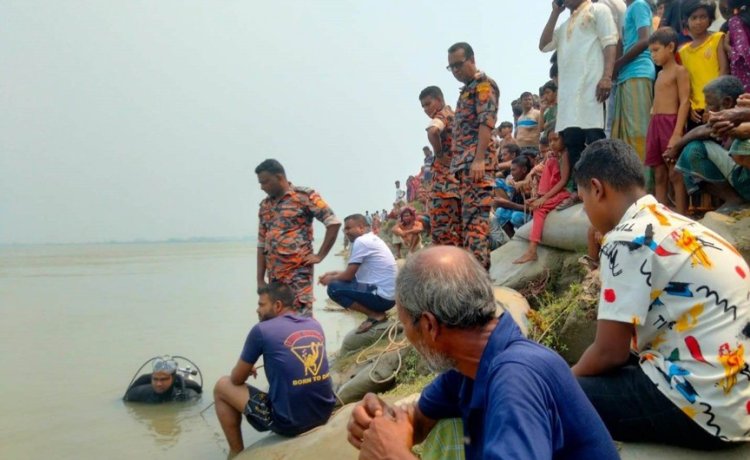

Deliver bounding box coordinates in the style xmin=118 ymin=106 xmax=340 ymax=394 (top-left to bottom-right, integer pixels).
xmin=647 ymin=27 xmax=691 ymax=215
xmin=678 ymin=0 xmax=728 ymax=128
xmin=514 ymin=131 xmax=571 ymax=264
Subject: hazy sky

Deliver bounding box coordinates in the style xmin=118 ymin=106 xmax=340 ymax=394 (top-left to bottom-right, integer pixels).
xmin=1 ymin=0 xmax=554 ymax=244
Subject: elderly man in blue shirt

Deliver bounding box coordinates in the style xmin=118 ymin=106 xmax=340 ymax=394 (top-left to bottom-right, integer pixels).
xmin=346 ymin=246 xmax=618 ymax=460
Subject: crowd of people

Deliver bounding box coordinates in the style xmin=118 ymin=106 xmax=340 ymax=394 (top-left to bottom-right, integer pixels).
xmin=210 ymin=1 xmax=750 ymax=458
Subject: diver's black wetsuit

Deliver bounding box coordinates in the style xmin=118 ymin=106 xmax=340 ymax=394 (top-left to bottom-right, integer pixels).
xmin=123 ymin=374 xmax=202 ymax=403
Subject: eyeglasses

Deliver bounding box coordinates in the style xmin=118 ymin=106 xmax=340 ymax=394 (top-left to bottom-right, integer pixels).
xmin=446 ymin=60 xmax=467 ymax=71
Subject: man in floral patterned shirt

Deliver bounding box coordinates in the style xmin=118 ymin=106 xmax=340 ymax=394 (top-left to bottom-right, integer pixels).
xmin=256 ymin=159 xmax=341 ymax=315
xmin=447 ymin=42 xmax=499 ymax=270
xmin=572 ymin=139 xmax=750 ymax=449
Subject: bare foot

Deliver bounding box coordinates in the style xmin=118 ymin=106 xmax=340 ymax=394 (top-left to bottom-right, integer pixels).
xmin=513 ymin=251 xmax=538 ymax=264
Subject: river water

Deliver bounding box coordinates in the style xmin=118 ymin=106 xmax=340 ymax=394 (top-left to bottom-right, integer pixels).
xmin=0 ymin=242 xmax=359 ymax=459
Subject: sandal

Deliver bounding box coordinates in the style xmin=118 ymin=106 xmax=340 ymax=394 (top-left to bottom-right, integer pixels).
xmin=356 ymin=317 xmax=387 ymax=334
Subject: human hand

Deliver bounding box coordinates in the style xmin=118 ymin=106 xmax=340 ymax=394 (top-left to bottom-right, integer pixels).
xmin=358 ymin=406 xmax=415 ymax=460
xmin=596 ymin=77 xmax=612 ymax=103
xmin=662 ymin=146 xmax=678 ymax=164
xmin=710 ymin=107 xmax=750 ymax=127
xmin=710 ymin=119 xmax=735 ymax=137
xmin=470 ymin=159 xmax=485 ymax=182
xmin=303 ymin=253 xmax=323 ymax=265
xmin=347 ymin=393 xmax=391 ymax=450
xmin=737 ymin=93 xmax=750 ymax=108
xmin=528 ymin=198 xmax=545 ymax=210
xmin=689 ymin=108 xmax=703 ymax=124
xmin=318 ymin=272 xmax=335 ymax=286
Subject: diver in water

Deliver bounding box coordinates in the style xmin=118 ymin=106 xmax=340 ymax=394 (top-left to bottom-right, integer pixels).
xmin=123 ymin=357 xmax=202 ymax=404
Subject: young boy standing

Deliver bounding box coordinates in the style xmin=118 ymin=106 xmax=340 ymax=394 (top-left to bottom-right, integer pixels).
xmin=572 ymin=138 xmax=750 ymax=449
xmin=646 ymin=27 xmax=690 ymax=215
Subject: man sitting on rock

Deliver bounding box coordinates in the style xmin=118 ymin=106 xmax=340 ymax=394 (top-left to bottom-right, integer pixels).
xmin=213 ymin=283 xmax=335 ymax=457
xmin=392 ymin=207 xmax=424 ymax=255
xmin=347 ymin=246 xmax=618 ymax=460
xmin=572 ymin=138 xmax=750 ymax=449
xmin=319 ymin=214 xmax=398 ymax=334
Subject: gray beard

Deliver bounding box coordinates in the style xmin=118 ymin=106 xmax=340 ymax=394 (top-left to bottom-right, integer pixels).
xmin=414 ymin=340 xmax=456 ymax=374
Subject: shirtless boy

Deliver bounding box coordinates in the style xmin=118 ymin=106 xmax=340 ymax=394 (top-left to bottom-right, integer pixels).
xmin=646 ymin=27 xmax=690 ymax=214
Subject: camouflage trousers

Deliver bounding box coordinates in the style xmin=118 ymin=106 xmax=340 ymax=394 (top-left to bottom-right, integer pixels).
xmin=458 ymin=171 xmax=493 ymax=270
xmin=430 ymin=194 xmax=461 ymax=247
xmin=429 ymin=170 xmax=492 ymax=269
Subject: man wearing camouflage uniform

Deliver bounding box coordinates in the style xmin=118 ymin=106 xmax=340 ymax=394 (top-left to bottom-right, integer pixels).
xmin=256 ymin=159 xmax=341 ymax=315
xmin=419 ymin=85 xmax=461 ymax=247
xmin=446 ymin=42 xmax=499 ymax=270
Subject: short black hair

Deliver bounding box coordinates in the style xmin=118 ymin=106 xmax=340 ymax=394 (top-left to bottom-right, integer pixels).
xmin=682 ymin=0 xmax=717 ymax=23
xmin=511 ymin=154 xmax=532 ymax=172
xmin=520 ymin=91 xmax=534 ymax=99
xmin=704 ymin=75 xmax=745 ymax=103
xmin=501 ymin=143 xmax=521 ymax=157
xmin=257 ymin=282 xmax=295 ymax=308
xmin=419 ymin=86 xmax=444 ymax=101
xmin=345 ymin=213 xmax=369 ymax=227
xmin=541 ymin=80 xmax=557 ymax=93
xmin=499 ymin=121 xmax=514 ymax=130
xmin=254 ymin=159 xmax=285 ymax=176
xmin=447 ymin=42 xmax=474 ymax=59
xmin=574 ymin=139 xmax=645 ymax=191
xmin=649 ymin=27 xmax=679 ymax=47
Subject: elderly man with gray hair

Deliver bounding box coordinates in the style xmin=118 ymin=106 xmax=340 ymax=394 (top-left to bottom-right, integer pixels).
xmin=346 ymin=246 xmax=618 ymax=460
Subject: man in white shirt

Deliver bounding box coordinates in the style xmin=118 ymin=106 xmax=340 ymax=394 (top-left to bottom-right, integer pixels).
xmin=539 ymin=0 xmax=618 ymax=208
xmin=319 ymin=214 xmax=398 ymax=334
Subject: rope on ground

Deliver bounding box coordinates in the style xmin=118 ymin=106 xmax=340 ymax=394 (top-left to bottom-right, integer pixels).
xmin=353 ymin=318 xmax=410 ymax=384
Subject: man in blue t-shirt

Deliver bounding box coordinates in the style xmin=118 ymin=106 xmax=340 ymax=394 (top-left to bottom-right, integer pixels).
xmin=213 ymin=282 xmax=335 ymax=456
xmin=347 ymin=246 xmax=618 ymax=460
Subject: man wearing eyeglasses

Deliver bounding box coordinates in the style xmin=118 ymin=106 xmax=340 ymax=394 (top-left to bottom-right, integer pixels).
xmin=446 ymin=42 xmax=499 ymax=270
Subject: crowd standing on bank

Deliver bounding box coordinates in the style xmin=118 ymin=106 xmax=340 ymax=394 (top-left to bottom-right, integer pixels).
xmin=211 ymin=1 xmax=750 ymax=458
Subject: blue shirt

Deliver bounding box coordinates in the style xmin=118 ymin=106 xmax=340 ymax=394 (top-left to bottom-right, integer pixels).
xmin=418 ymin=313 xmax=618 ymax=460
xmin=241 ymin=314 xmax=335 ymax=434
xmin=618 ymin=0 xmax=656 ymax=83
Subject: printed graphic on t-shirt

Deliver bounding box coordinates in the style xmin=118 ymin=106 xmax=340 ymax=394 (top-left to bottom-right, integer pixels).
xmin=284 ymin=330 xmax=329 ymax=386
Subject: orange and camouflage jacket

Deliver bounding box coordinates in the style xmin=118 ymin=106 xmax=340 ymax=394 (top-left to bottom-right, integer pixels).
xmin=258 ymin=185 xmax=339 ymax=276
xmin=451 ymin=71 xmax=499 ymax=174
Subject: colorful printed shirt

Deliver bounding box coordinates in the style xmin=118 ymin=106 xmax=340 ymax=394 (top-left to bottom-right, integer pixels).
xmin=258 ymin=185 xmax=339 ymax=278
xmin=598 ymin=195 xmax=750 ymax=441
xmin=451 ymin=71 xmax=499 ymax=174
xmin=241 ymin=313 xmax=335 ymax=434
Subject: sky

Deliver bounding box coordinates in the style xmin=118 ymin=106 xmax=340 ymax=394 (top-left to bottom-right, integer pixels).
xmin=1 ymin=0 xmax=554 ymax=245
